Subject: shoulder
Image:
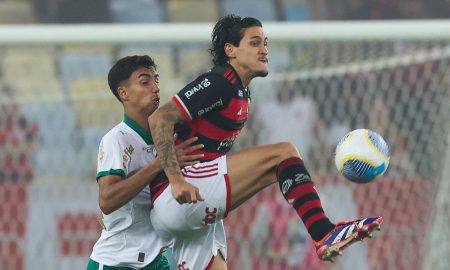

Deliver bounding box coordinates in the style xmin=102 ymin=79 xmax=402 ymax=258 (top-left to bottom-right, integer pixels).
xmin=194 ymin=66 xmax=232 ymax=85
xmin=193 ymin=64 xmax=238 ymax=85
xmin=210 ymin=65 xmax=240 ymax=85
xmin=178 ymin=69 xmax=234 ymax=100
xmin=100 ymin=122 xmax=134 ymax=147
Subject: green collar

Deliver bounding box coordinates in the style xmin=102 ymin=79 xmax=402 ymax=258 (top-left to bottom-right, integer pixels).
xmin=123 ymin=114 xmax=153 ymax=145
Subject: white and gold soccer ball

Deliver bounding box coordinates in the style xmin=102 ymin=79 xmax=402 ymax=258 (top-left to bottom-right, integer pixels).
xmin=334 ymin=129 xmax=390 ymax=183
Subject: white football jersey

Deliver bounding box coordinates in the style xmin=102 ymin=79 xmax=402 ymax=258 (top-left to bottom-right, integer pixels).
xmin=90 ymin=115 xmax=167 ymax=268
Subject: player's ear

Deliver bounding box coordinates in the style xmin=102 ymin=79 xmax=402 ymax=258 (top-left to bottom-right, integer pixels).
xmin=118 ymin=86 xmax=128 ymax=101
xmin=224 ymin=43 xmax=236 ymax=59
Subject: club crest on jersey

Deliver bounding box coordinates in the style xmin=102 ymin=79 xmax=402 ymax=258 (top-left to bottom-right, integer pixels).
xmin=184 ymin=78 xmax=211 ymax=99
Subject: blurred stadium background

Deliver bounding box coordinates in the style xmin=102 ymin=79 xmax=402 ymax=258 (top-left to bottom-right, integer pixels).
xmin=0 ymin=0 xmax=449 ymax=269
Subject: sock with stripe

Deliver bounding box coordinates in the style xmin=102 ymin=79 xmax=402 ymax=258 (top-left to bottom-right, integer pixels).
xmin=277 ymin=157 xmax=335 ymax=242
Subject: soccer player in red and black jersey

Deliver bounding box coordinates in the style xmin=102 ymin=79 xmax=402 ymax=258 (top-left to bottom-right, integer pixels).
xmin=148 ymin=14 xmax=383 ymax=269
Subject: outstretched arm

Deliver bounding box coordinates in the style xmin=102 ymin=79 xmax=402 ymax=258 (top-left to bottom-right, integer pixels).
xmin=149 ymin=101 xmax=204 ymax=204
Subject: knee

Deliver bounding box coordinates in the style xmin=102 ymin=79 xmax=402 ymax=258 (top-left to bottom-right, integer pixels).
xmin=274 ymin=142 xmax=302 ymax=161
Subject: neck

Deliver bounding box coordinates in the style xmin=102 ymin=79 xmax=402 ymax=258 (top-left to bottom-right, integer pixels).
xmin=228 ymin=62 xmax=251 ymax=88
xmin=124 ymin=110 xmax=150 ymax=134
xmin=241 ymin=77 xmax=251 ymax=89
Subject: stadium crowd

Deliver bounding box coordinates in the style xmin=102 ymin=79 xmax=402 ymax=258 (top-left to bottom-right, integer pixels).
xmin=0 ymin=0 xmax=448 ymax=25
xmin=0 ymin=85 xmax=37 ymax=182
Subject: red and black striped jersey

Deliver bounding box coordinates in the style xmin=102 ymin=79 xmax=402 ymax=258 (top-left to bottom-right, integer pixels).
xmin=172 ymin=63 xmax=250 ymax=161
xmin=149 ymin=64 xmax=250 ymax=200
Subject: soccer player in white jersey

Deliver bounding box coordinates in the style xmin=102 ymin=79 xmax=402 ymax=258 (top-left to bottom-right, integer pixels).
xmin=148 ymin=15 xmax=383 ymax=270
xmin=87 ymin=55 xmax=203 ymax=270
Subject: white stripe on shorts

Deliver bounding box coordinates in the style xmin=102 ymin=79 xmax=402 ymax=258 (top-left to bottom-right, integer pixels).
xmin=182 ymin=163 xmax=219 ymax=178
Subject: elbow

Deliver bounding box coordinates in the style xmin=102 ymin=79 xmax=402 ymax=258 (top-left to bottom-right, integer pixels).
xmin=99 ymin=199 xmax=114 ymax=215
xmin=101 ymin=207 xmax=113 ymax=216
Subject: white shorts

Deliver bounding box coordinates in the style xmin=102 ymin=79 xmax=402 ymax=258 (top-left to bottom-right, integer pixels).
xmin=150 ymin=156 xmax=230 ymax=270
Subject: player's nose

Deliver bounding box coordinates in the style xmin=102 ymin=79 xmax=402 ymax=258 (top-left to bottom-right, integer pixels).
xmin=260 ymin=45 xmax=268 ymax=55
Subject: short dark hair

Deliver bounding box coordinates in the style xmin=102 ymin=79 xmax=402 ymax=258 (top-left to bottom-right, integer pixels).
xmin=108 ymin=55 xmax=156 ymax=102
xmin=210 ymin=14 xmax=262 ymax=65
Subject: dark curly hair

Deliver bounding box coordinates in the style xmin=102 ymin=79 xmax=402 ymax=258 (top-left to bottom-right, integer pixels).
xmin=210 ymin=14 xmax=262 ymax=65
xmin=108 ymin=55 xmax=156 ymax=102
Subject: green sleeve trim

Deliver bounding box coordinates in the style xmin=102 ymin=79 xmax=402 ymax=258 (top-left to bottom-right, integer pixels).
xmin=123 ymin=114 xmax=154 ymax=145
xmin=96 ymin=169 xmax=126 ymax=181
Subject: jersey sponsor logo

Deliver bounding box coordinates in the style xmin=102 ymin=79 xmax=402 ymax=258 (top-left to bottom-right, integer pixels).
xmin=99 ymin=142 xmax=105 ymax=162
xmin=142 ymin=146 xmax=157 ymax=156
xmin=216 ymin=133 xmax=238 ymax=151
xmin=123 ymin=145 xmax=134 ymax=163
xmin=184 ymin=78 xmax=211 ymax=99
xmin=281 ymin=179 xmax=293 ymax=195
xmin=197 ymin=99 xmax=223 ymax=117
xmin=202 ymin=207 xmax=218 ymax=225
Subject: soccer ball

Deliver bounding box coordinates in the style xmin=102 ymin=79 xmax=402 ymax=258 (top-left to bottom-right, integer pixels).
xmin=334 ymin=129 xmax=390 ymax=184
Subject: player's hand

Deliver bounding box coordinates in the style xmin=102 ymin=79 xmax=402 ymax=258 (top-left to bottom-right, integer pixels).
xmin=174 ymin=134 xmax=204 ymax=167
xmin=171 ymin=177 xmax=204 ymax=204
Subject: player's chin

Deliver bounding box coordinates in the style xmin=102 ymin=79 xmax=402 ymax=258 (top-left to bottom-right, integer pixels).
xmin=147 ymin=101 xmax=159 ymax=113
xmin=254 ymin=63 xmax=269 ymax=77
xmin=147 ymin=105 xmax=158 ymax=116
xmin=255 ymin=69 xmax=269 ymax=78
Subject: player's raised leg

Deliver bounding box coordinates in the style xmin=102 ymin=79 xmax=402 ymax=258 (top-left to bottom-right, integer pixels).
xmin=226 ymin=142 xmax=383 ymax=262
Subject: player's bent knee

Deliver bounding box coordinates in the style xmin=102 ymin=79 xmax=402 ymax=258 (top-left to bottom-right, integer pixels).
xmin=274 ymin=141 xmax=302 ymax=161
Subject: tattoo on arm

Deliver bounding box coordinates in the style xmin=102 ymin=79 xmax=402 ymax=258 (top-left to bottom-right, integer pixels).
xmin=150 ymin=102 xmax=184 ymax=178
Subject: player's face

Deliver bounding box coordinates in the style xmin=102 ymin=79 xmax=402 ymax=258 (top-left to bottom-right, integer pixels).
xmin=124 ymin=66 xmax=160 ymax=115
xmin=230 ymin=26 xmax=269 ymax=79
